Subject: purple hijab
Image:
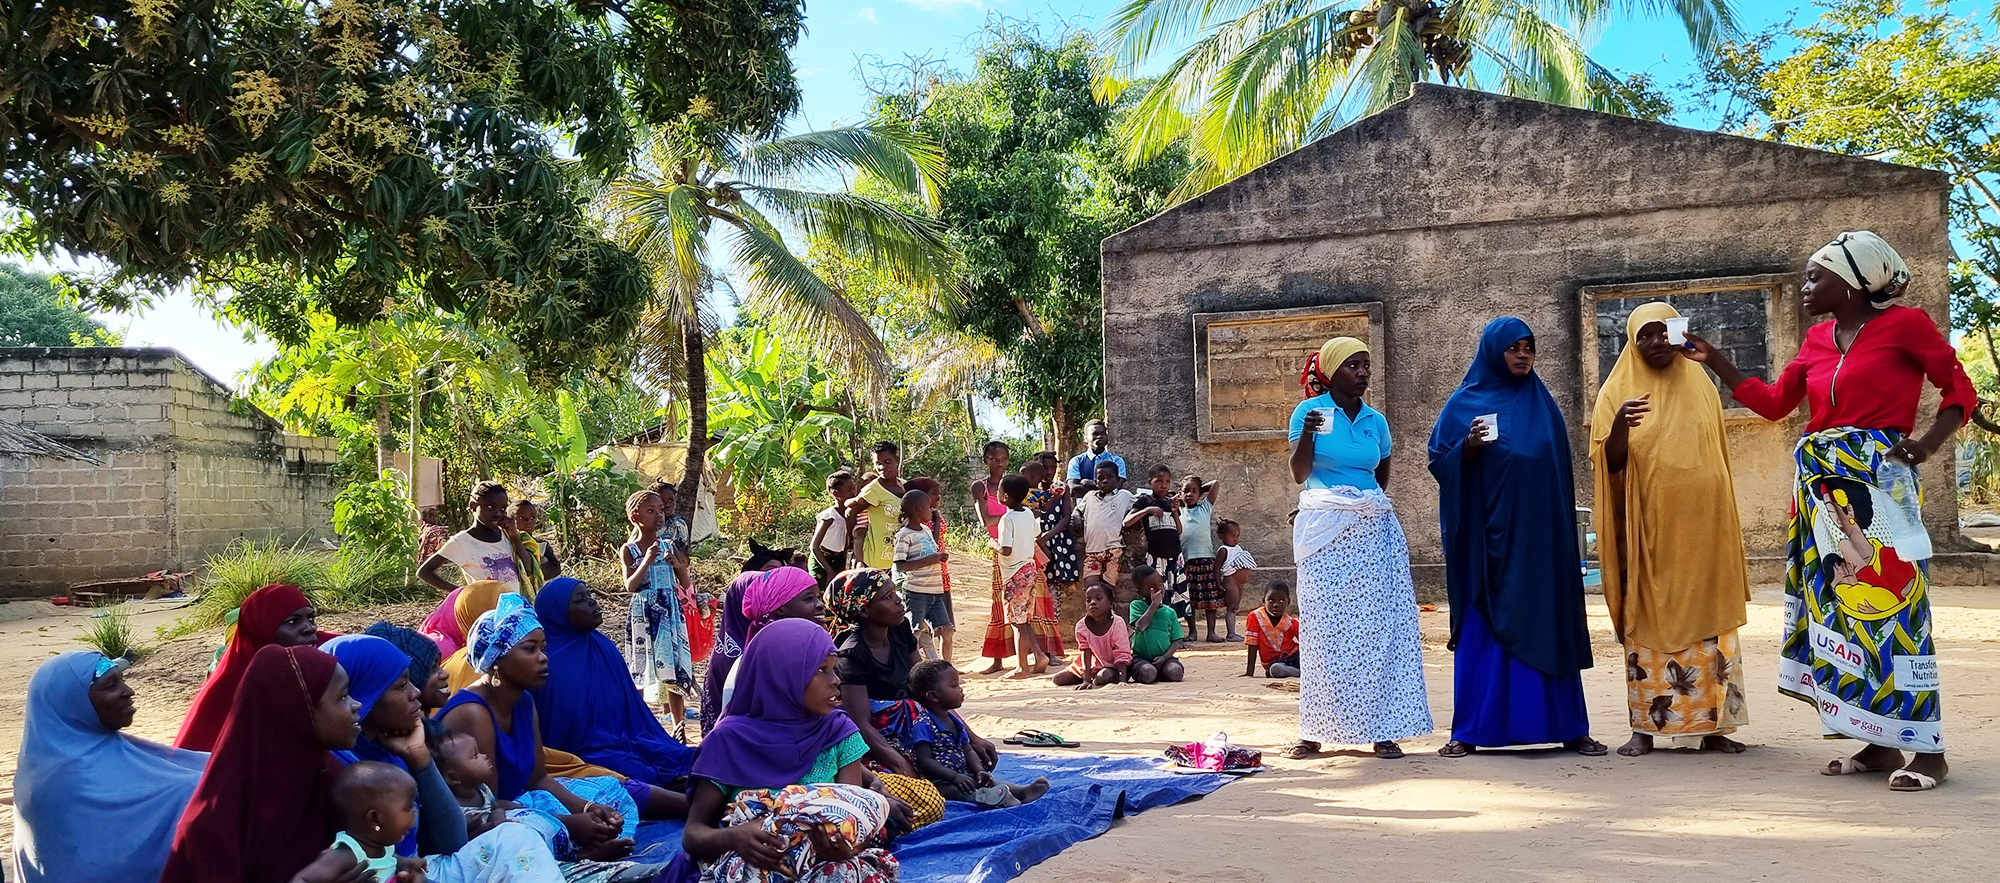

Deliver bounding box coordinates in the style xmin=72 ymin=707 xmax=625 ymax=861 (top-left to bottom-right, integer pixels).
xmin=699 ymin=571 xmax=766 ymax=735
xmin=690 ymin=618 xmax=856 ymax=789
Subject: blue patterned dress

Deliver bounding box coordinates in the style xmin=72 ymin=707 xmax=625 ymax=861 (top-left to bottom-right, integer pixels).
xmin=623 ymin=516 xmax=694 ymax=706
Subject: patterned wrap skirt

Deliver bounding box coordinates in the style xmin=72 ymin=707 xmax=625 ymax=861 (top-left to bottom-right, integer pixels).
xmin=1185 ymin=556 xmax=1224 ymax=611
xmin=1293 ymin=493 xmax=1433 ymax=745
xmin=1777 ymin=428 xmax=1943 ymax=752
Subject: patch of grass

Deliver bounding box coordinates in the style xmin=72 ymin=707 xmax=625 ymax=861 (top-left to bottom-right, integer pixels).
xmin=320 ymin=547 xmax=428 ymax=611
xmin=167 ymin=538 xmax=433 ymax=638
xmin=81 ymin=609 xmax=142 ymax=660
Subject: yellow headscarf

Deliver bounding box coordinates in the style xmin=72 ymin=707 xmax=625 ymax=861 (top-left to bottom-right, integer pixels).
xmin=1318 ymin=337 xmax=1369 ymax=379
xmin=441 ymin=580 xmax=507 ymax=690
xmin=1590 ymin=303 xmax=1750 ymax=652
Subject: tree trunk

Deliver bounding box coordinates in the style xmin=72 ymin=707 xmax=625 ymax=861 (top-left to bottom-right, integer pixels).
xmin=409 ymin=368 xmax=423 ymax=500
xmin=676 ymin=316 xmax=708 ymax=525
xmin=1051 ymin=399 xmax=1079 ymax=462
xmin=375 ymin=394 xmax=395 ymax=475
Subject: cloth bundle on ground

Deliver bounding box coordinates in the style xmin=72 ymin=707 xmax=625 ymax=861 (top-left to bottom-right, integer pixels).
xmin=1161 ymin=732 xmax=1262 ymax=773
xmin=13 ymin=651 xmax=208 ymax=883
xmin=529 ymin=576 xmax=695 ymax=784
xmin=175 ymin=583 xmax=339 ymax=751
xmin=707 ymin=784 xmax=897 ymax=883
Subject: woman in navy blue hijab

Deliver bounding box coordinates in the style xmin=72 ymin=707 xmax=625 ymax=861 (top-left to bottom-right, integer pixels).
xmin=1427 ymin=317 xmax=1604 ymax=757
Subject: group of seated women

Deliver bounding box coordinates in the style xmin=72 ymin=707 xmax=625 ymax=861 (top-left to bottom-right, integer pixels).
xmin=15 ymin=562 xmax=1005 ymax=883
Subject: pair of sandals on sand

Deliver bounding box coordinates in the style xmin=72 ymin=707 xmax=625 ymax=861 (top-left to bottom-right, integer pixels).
xmin=1004 ymin=729 xmax=1079 ymax=748
xmin=1824 ymin=754 xmax=1947 ymax=792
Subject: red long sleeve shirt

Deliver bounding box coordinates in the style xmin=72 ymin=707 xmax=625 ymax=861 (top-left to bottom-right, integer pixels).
xmin=1731 ymin=305 xmax=1976 ymax=435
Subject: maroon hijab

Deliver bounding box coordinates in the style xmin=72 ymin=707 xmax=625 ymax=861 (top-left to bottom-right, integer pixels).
xmin=161 ymin=645 xmax=345 ymax=883
xmin=175 ymin=584 xmax=337 ymax=751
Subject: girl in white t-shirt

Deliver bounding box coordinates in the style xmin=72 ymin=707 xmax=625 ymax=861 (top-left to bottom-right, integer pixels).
xmin=1217 ymin=519 xmax=1258 ymax=616
xmin=994 ymin=474 xmax=1052 ymax=679
xmin=417 ymin=480 xmax=525 ymax=595
xmin=810 ymin=471 xmax=858 ymax=585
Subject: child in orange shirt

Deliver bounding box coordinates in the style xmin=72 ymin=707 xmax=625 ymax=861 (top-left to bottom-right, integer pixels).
xmin=1243 ymin=582 xmax=1299 ymax=678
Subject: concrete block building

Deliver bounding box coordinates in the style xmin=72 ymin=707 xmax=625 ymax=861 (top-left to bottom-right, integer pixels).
xmin=0 ymin=347 xmax=339 ymax=597
xmin=1101 ymin=85 xmax=1961 ymax=594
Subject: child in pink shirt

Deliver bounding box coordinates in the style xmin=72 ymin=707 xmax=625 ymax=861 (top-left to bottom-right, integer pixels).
xmin=1053 ymin=581 xmax=1133 ymax=689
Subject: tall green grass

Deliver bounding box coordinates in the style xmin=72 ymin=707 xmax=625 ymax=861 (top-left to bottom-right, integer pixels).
xmin=81 ymin=609 xmax=141 ymax=660
xmin=168 ymin=538 xmax=428 ymax=638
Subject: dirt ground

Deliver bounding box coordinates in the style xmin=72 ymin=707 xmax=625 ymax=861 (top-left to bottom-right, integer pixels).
xmin=5 ymin=572 xmax=2000 ymax=881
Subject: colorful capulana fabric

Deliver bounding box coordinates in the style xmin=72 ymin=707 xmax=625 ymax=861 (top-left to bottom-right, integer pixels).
xmin=825 ymin=569 xmax=891 ymax=638
xmin=1778 ymin=428 xmax=1943 ymax=751
xmin=706 ymin=784 xmax=896 ymax=883
xmin=1626 ymin=630 xmax=1748 ymax=742
xmin=468 ymin=593 xmax=542 ymax=675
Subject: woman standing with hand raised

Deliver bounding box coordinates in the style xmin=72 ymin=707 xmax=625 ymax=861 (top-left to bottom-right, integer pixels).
xmin=1592 ymin=303 xmax=1752 ymax=757
xmin=1685 ymin=232 xmax=1973 ymax=791
xmin=1428 ymin=318 xmax=1603 ymax=758
xmin=1282 ymin=337 xmax=1432 ymax=761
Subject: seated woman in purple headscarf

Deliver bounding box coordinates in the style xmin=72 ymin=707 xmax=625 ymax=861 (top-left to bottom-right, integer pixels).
xmin=677 ymin=618 xmax=908 ymax=882
xmin=698 ymin=543 xmax=803 ymax=736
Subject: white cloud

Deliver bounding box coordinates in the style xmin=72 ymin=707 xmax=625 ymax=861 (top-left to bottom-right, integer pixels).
xmin=798 ymin=66 xmax=826 ymax=77
xmin=856 ymin=6 xmax=877 ymax=22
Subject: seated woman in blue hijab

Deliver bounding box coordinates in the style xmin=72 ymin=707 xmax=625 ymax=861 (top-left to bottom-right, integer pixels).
xmin=1427 ymin=317 xmax=1606 ymax=758
xmin=13 ymin=651 xmax=205 ymax=883
xmin=530 ymin=576 xmax=694 ymax=818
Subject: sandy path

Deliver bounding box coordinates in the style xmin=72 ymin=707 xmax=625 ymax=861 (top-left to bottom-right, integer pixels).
xmin=5 ymin=575 xmax=1999 ymax=880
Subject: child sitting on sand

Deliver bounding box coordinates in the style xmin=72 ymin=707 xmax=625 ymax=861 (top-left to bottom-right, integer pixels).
xmin=329 ymin=760 xmax=426 ymax=882
xmin=890 ymin=659 xmax=1049 ymax=808
xmin=1243 ymin=582 xmax=1300 ymax=679
xmin=1054 ymin=581 xmax=1132 ymax=690
xmin=1127 ymin=565 xmax=1185 ymax=684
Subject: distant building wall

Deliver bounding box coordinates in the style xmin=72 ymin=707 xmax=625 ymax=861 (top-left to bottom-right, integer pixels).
xmin=0 ymin=348 xmax=338 ymax=596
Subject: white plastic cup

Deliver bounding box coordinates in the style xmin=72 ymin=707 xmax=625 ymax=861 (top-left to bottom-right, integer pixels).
xmin=1476 ymin=414 xmax=1499 ymax=441
xmin=1314 ymin=408 xmax=1337 ymax=433
xmin=1664 ymin=317 xmax=1689 ymax=346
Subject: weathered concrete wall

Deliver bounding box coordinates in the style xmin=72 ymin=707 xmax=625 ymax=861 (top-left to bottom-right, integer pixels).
xmin=1101 ymin=85 xmax=1959 ymax=596
xmin=0 ymin=348 xmax=338 ymax=596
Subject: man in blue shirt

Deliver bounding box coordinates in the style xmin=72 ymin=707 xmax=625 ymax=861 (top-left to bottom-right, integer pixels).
xmin=1066 ymin=419 xmax=1128 ymax=493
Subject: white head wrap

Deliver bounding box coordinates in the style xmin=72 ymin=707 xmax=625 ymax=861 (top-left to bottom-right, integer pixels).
xmin=1810 ymin=231 xmax=1910 ymax=307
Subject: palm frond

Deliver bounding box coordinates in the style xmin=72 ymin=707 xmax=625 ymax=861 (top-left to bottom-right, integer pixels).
xmin=608 ymin=181 xmax=711 ymax=317
xmin=716 ymin=205 xmax=894 ymax=404
xmin=904 ymin=328 xmax=1003 ymax=412
xmin=736 ymin=126 xmax=948 ymax=209
xmin=738 ymin=184 xmax=962 ymax=316
xmin=1098 ymin=0 xmax=1305 ymax=81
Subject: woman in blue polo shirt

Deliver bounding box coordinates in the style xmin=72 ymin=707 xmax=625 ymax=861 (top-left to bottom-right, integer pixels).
xmin=1427 ymin=317 xmax=1604 ymax=758
xmin=1282 ymin=337 xmax=1433 ymax=760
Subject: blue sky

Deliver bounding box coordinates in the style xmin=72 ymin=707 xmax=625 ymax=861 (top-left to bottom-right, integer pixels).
xmin=92 ymin=0 xmax=1808 ymax=384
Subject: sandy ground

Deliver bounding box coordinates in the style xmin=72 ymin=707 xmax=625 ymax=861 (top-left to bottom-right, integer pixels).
xmin=5 ymin=574 xmax=1999 ymax=881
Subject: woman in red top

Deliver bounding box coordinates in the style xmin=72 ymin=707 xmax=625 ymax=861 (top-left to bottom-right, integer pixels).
xmin=1686 ymin=231 xmax=1971 ymax=792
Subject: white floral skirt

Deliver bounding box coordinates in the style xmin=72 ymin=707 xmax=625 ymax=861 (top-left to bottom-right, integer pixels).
xmin=1295 ymin=510 xmax=1434 ymax=745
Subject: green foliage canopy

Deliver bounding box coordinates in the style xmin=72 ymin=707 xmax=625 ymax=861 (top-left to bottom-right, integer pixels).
xmin=0 ymin=261 xmax=119 ymax=346
xmin=1 ymin=0 xmax=647 ymax=377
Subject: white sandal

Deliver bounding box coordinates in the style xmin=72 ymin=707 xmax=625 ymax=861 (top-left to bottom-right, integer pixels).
xmin=1823 ymin=757 xmax=1889 ymax=776
xmin=1889 ymin=769 xmax=1943 ymax=791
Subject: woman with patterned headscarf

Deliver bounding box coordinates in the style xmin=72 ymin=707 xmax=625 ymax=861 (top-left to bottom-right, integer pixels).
xmin=825 ymin=569 xmax=953 ymax=830
xmin=1282 ymin=338 xmax=1432 ymax=761
xmin=438 ymin=595 xmax=646 ymax=851
xmin=1687 ymin=231 xmax=1973 ymax=791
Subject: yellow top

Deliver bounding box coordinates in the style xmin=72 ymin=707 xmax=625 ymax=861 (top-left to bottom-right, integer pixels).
xmin=1590 ymin=302 xmax=1750 ymax=652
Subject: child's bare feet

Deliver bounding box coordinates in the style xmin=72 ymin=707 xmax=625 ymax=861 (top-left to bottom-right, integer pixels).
xmin=978 ymin=660 xmax=1005 ymax=675
xmin=1003 ymin=668 xmax=1037 ymax=680
xmin=1018 ymin=776 xmax=1052 ymax=804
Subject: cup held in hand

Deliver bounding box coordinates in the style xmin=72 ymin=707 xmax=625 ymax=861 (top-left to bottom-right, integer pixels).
xmin=1476 ymin=414 xmax=1499 ymax=442
xmin=1663 ymin=317 xmax=1689 ymax=346
xmin=1314 ymin=408 xmax=1337 ymax=433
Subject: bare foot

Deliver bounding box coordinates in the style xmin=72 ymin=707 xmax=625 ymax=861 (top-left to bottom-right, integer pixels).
xmin=1020 ymin=776 xmax=1052 ymax=803
xmin=1701 ymin=734 xmax=1746 ymax=754
xmin=1617 ymin=733 xmax=1653 ymax=757
xmin=1003 ymin=668 xmax=1038 ymax=680
xmin=1225 ymin=632 xmax=1243 ymax=642
xmin=977 ymin=660 xmax=1005 ymax=675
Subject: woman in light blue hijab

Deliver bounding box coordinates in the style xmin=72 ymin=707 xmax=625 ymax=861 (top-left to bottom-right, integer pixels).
xmin=13 ymin=651 xmax=207 ymax=883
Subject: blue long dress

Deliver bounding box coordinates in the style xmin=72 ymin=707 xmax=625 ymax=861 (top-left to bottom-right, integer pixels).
xmin=1427 ymin=317 xmax=1594 ymax=747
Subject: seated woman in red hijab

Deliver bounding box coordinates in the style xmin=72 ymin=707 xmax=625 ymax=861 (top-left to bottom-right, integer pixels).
xmin=174 ymin=584 xmax=340 ymax=752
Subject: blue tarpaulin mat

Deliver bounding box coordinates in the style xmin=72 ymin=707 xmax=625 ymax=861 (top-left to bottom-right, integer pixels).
xmin=629 ymin=752 xmax=1235 ymax=883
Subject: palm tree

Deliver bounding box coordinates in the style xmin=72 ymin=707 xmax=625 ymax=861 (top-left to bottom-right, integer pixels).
xmin=1097 ymin=0 xmax=1738 ymax=199
xmin=601 ymin=125 xmax=958 ymax=517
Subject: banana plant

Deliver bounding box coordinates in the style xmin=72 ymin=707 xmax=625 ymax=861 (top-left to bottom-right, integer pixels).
xmin=705 ymin=328 xmax=857 ymax=518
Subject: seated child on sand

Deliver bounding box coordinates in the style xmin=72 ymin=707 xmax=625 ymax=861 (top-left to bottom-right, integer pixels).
xmin=1054 ymin=581 xmax=1133 ymax=689
xmin=1243 ymin=582 xmax=1300 ymax=679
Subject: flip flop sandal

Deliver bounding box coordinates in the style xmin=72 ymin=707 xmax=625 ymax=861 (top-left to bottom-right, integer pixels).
xmin=1823 ymin=757 xmax=1892 ymax=776
xmin=1438 ymin=740 xmax=1475 ymax=758
xmin=1373 ymin=741 xmax=1405 ymax=759
xmin=1003 ymin=729 xmax=1079 ymax=748
xmin=1888 ymin=769 xmax=1944 ymax=792
xmin=1566 ymin=738 xmax=1609 ymax=757
xmin=1279 ymin=740 xmax=1321 ymax=760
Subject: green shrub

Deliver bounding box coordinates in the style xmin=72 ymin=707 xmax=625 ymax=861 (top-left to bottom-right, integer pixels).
xmin=80 ymin=609 xmax=142 ymax=660
xmin=333 ymin=470 xmax=418 ymax=565
xmin=321 ymin=546 xmax=431 ymax=610
xmin=171 ymin=538 xmax=430 ymax=637
xmin=548 ymin=455 xmax=642 ymax=560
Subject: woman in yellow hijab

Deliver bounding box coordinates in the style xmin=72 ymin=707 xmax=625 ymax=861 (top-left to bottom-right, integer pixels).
xmin=1591 ymin=302 xmax=1752 ymax=757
